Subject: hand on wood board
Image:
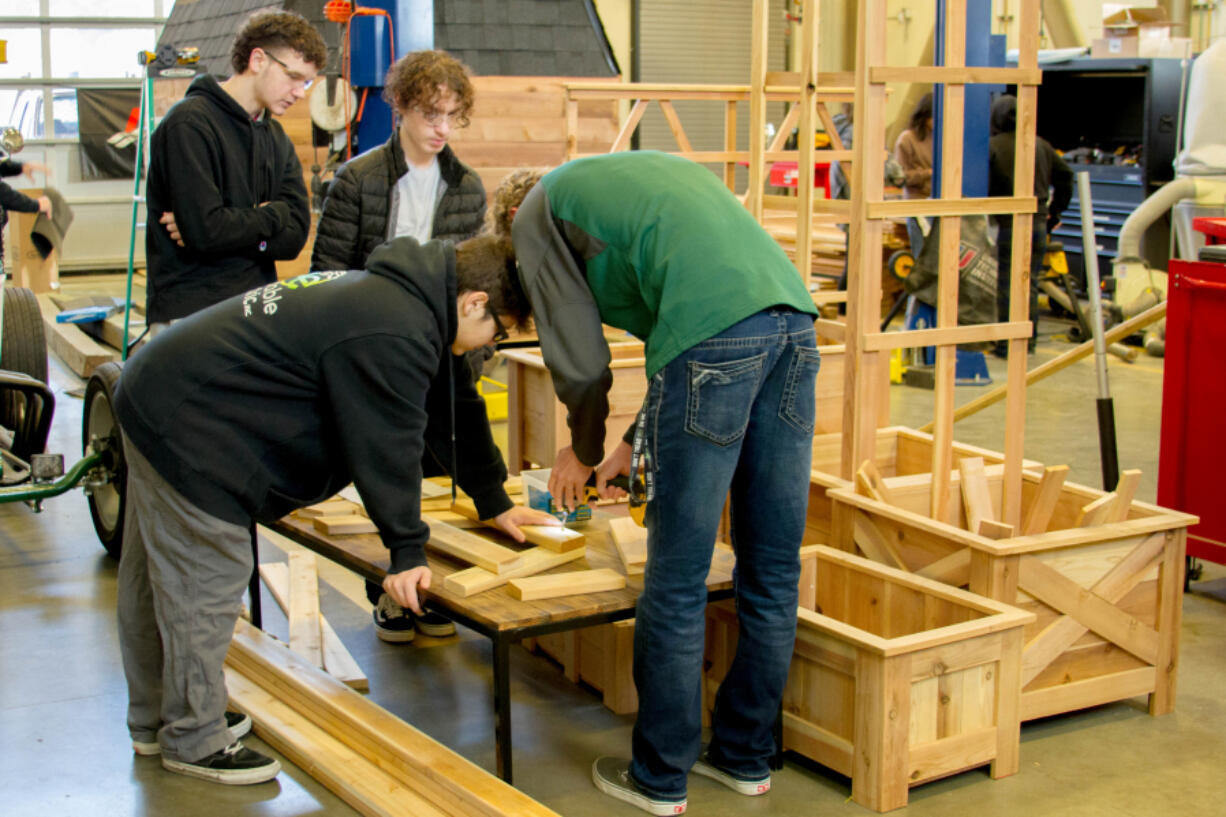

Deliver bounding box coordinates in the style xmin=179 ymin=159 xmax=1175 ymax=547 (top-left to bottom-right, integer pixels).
xmin=549 ymin=446 xmax=594 ymax=512
xmin=382 ymin=565 xmax=432 ymax=614
xmin=492 ymin=505 xmax=561 ymax=543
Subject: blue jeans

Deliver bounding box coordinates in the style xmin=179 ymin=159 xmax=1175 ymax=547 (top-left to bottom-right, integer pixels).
xmin=629 ymin=308 xmax=819 ymax=798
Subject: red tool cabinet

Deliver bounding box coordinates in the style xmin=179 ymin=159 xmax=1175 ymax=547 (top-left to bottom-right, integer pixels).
xmin=1158 ymin=257 xmax=1226 ymax=565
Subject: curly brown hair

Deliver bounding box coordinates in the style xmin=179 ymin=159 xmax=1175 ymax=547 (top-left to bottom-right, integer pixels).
xmin=484 ymin=168 xmax=547 ymax=238
xmin=231 ymin=11 xmax=327 ymax=75
xmin=454 ymin=234 xmax=532 ymax=330
xmin=382 ymin=50 xmax=474 ymax=127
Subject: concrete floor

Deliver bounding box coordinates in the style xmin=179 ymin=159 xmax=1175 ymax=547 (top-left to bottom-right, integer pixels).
xmin=2 ymin=319 xmax=1225 ymax=817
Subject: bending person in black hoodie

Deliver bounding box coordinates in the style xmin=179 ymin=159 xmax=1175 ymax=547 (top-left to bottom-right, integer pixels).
xmin=113 ymin=234 xmax=558 ymax=786
xmin=143 ymin=11 xmax=326 ymax=326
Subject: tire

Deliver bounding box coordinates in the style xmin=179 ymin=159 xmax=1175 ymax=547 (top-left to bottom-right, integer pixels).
xmin=83 ymin=361 xmax=126 ymax=559
xmin=1 ymin=286 xmax=49 ymax=434
xmin=886 ymin=249 xmax=914 ymax=282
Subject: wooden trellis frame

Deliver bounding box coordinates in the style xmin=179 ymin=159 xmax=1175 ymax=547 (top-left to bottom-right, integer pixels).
xmin=842 ymin=0 xmax=1044 ymax=524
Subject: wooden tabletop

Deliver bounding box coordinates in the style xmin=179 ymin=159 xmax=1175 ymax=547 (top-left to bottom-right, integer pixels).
xmin=269 ymin=509 xmax=736 ymax=634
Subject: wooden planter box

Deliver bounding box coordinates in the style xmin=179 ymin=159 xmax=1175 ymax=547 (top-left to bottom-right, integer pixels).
xmin=704 ymin=546 xmax=1033 ymax=812
xmin=806 ymin=427 xmax=1031 ymax=547
xmin=505 ymin=341 xmax=853 ymax=474
xmin=827 ymin=467 xmax=1195 ymax=723
xmin=523 ymin=620 xmax=638 ymax=714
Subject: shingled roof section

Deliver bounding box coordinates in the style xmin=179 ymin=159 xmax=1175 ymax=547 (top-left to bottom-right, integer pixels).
xmin=156 ymin=0 xmax=339 ymax=79
xmin=435 ymin=0 xmax=619 ymax=77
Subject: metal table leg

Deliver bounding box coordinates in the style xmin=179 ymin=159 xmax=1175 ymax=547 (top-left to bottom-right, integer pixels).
xmin=493 ymin=634 xmax=513 ymax=783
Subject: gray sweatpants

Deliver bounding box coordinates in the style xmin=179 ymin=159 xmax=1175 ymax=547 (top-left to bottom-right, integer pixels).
xmin=117 ymin=440 xmax=251 ymax=762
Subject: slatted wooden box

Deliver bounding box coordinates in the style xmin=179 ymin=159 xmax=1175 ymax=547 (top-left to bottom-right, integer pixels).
xmin=704 ymin=546 xmax=1033 ymax=812
xmin=826 ymin=467 xmax=1195 ymax=724
xmin=806 ymin=427 xmax=1029 ymax=547
xmin=523 ymin=620 xmax=637 ymax=714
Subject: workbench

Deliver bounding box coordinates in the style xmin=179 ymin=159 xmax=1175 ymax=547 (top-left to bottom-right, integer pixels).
xmin=266 ymin=510 xmax=736 ymax=784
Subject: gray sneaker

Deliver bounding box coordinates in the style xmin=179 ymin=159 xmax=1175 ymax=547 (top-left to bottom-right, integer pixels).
xmin=162 ymin=741 xmax=280 ymax=785
xmin=592 ymin=756 xmax=687 ymax=815
xmin=132 ymin=711 xmax=253 ymax=757
xmin=692 ymin=753 xmax=771 ymax=796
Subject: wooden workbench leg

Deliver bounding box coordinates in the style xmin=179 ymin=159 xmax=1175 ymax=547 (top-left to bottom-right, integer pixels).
xmin=493 ymin=634 xmax=513 ymax=782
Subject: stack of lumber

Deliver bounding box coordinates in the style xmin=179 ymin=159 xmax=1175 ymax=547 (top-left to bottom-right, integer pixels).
xmin=225 ymin=618 xmax=562 ymax=817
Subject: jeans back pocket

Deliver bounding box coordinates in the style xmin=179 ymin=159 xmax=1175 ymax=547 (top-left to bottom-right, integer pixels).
xmin=780 ymin=345 xmax=821 ymax=435
xmin=685 ymin=352 xmax=767 ymax=446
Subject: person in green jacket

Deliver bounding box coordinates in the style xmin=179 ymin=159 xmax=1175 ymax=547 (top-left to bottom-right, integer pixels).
xmin=509 ymin=152 xmax=820 ymax=815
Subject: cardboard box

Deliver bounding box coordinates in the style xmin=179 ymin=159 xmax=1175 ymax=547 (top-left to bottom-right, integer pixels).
xmin=1093 ymin=5 xmax=1190 ymax=59
xmin=1091 ymin=34 xmax=1192 ymax=59
xmin=3 ymin=189 xmax=59 ymax=293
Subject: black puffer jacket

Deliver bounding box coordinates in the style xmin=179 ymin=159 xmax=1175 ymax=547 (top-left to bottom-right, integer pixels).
xmin=310 ymin=134 xmax=485 ymax=272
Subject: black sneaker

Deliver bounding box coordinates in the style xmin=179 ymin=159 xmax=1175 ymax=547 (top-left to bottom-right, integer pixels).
xmin=373 ymin=593 xmax=415 ymax=643
xmin=161 ymin=741 xmax=280 ymax=785
xmin=592 ymin=756 xmax=687 ymax=815
xmin=412 ymin=608 xmax=456 ymax=638
xmin=132 ymin=711 xmax=253 ymax=757
xmin=692 ymin=751 xmax=770 ymax=796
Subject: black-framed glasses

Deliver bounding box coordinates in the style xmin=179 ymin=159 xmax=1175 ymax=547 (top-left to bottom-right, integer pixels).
xmin=487 ymin=307 xmax=510 ymax=343
xmin=263 ymin=51 xmax=315 ymax=90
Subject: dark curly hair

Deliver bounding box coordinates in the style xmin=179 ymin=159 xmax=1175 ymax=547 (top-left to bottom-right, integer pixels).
xmin=484 ymin=168 xmax=547 ymax=238
xmin=231 ymin=11 xmax=327 ymax=75
xmin=382 ymin=50 xmax=474 ymax=127
xmin=454 ymin=234 xmax=531 ymax=330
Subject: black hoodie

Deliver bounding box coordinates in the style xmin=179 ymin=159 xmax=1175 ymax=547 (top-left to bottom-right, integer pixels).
xmin=988 ymin=95 xmax=1073 ymax=227
xmin=144 ymin=74 xmax=310 ymax=323
xmin=115 ymin=236 xmax=513 ymax=573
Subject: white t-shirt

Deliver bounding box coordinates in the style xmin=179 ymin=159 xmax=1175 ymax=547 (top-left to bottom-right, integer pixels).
xmin=393 ymin=158 xmax=441 ymax=243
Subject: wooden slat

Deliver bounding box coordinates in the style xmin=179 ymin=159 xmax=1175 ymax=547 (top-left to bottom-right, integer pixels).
xmin=506 ymin=568 xmax=626 ymax=601
xmin=1022 ymin=666 xmax=1156 ymax=721
xmin=866 ymin=196 xmax=1035 ymax=219
xmin=1020 ymin=466 xmax=1069 ymax=535
xmin=862 ymin=321 xmax=1032 ymax=351
xmin=853 ymin=512 xmax=908 ymax=570
xmin=426 ymin=520 xmax=524 ymax=574
xmin=299 ymin=499 xmax=365 ymax=518
xmin=226 ymin=619 xmax=562 ymax=817
xmin=916 ymin=549 xmax=972 ymax=585
xmin=1077 ymin=493 xmax=1117 ymax=527
xmin=288 ymin=552 xmax=323 ymax=669
xmin=314 ymin=514 xmax=378 ymax=535
xmin=656 ymin=100 xmax=693 ymax=152
xmin=260 ymin=562 xmax=368 ymax=691
xmin=1106 ymin=469 xmax=1142 ymax=523
xmin=978 ymin=519 xmax=1016 ymax=539
xmin=869 ymin=66 xmax=1042 ymax=85
xmin=608 ymin=516 xmax=647 ymax=575
xmin=449 ymin=498 xmax=586 ymax=553
xmin=855 ymin=459 xmax=894 ymax=504
xmin=958 ymin=457 xmax=995 ymax=535
xmin=441 ymin=546 xmax=586 ymax=597
xmin=610 ymin=99 xmax=648 ymax=152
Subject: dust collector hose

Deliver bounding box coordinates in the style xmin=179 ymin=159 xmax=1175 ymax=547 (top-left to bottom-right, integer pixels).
xmin=1115 ymin=177 xmax=1197 ymax=262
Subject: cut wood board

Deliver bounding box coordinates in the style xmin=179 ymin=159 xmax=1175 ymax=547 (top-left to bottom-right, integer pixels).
xmin=855 ymin=459 xmax=893 ymax=504
xmin=288 ymin=552 xmax=323 ymax=669
xmin=1021 ymin=465 xmax=1069 ymax=535
xmin=427 ymin=519 xmax=524 ymax=574
xmin=299 ymin=499 xmax=365 ymax=518
xmin=507 ymin=568 xmax=626 ymax=601
xmin=314 ymin=514 xmax=378 ymax=535
xmin=259 ymin=562 xmax=368 ymax=691
xmin=450 ymin=498 xmax=586 ymax=552
xmin=442 ymin=546 xmax=586 ymax=597
xmin=959 ymin=457 xmax=995 ymax=535
xmin=34 ymin=292 xmax=115 ymax=376
xmin=608 ymin=516 xmax=647 ymax=575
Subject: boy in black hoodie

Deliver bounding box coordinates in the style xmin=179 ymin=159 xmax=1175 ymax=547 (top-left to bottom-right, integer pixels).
xmin=113 ymin=234 xmax=557 ymax=786
xmin=143 ymin=11 xmax=326 ymax=326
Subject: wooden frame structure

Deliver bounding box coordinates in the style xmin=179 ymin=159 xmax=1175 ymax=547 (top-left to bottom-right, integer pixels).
xmin=841 ymin=0 xmax=1043 ymax=517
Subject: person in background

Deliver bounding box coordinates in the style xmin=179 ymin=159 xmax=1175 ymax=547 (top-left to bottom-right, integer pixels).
xmin=0 ymin=158 xmax=52 ymax=266
xmin=114 ymin=234 xmax=556 ymax=786
xmin=988 ymin=93 xmax=1073 ymax=356
xmin=143 ymin=11 xmax=325 ymax=330
xmin=510 ymin=152 xmax=820 ymax=815
xmin=310 ymin=49 xmax=488 ymax=644
xmin=893 ymin=91 xmax=934 ymax=257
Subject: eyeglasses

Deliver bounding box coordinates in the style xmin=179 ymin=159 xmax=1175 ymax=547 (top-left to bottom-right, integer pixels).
xmin=487 ymin=307 xmax=510 ymax=343
xmin=263 ymin=51 xmax=315 ymax=90
xmin=414 ymin=106 xmax=465 ymax=128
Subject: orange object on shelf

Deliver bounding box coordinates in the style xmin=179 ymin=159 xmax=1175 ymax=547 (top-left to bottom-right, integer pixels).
xmin=324 ymin=0 xmax=353 ymax=23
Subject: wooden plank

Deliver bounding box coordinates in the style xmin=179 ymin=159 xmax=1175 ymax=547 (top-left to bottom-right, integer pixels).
xmin=314 ymin=514 xmax=378 ymax=535
xmin=916 ymin=548 xmax=972 ymax=585
xmin=869 ymin=66 xmax=1042 ymax=85
xmin=288 ymin=552 xmax=323 ymax=669
xmin=1020 ymin=465 xmax=1069 ymax=535
xmin=855 ymin=459 xmax=893 ymax=504
xmin=449 ymin=498 xmax=586 ymax=553
xmin=608 ymin=516 xmax=647 ymax=575
xmin=1106 ymin=469 xmax=1142 ymax=523
xmin=1077 ymin=493 xmax=1117 ymax=528
xmin=851 ymin=651 xmax=910 ymax=811
xmin=441 ymin=546 xmax=587 ymax=597
xmin=862 ymin=321 xmax=1032 ymax=351
xmin=34 ymin=292 xmax=115 ymax=376
xmin=506 ymin=568 xmax=626 ymax=601
xmin=1022 ymin=666 xmax=1156 ymax=721
xmin=958 ymin=457 xmax=995 ymax=535
xmin=866 ymin=196 xmax=1036 ymax=219
xmin=299 ymin=499 xmax=365 ymax=518
xmin=260 ymin=562 xmax=368 ymax=691
xmin=852 ymin=511 xmax=908 ymax=570
xmin=426 ymin=520 xmax=524 ymax=574
xmin=226 ymin=669 xmax=447 ymax=817
xmin=978 ymin=519 xmax=1015 ymax=539
xmin=226 ymin=620 xmax=563 ymax=817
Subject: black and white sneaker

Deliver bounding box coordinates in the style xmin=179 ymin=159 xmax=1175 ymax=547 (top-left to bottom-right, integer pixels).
xmin=373 ymin=593 xmax=415 ymax=643
xmin=132 ymin=711 xmax=253 ymax=757
xmin=161 ymin=741 xmax=280 ymax=785
xmin=592 ymin=756 xmax=687 ymax=815
xmin=411 ymin=608 xmax=456 ymax=638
